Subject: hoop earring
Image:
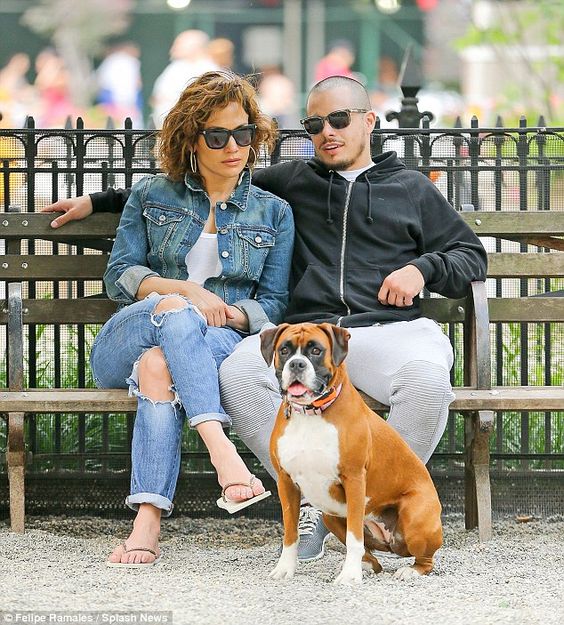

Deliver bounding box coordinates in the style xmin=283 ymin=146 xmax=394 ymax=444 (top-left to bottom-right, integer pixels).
xmin=189 ymin=151 xmax=198 ymax=173
xmin=247 ymin=146 xmax=258 ymax=170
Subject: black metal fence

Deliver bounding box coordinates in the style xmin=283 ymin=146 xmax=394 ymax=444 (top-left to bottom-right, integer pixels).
xmin=0 ymin=118 xmax=563 ymax=517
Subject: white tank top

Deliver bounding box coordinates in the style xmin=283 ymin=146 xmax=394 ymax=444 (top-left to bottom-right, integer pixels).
xmin=185 ymin=232 xmax=222 ymax=286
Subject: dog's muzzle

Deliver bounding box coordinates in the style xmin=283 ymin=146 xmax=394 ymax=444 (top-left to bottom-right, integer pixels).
xmin=287 ymin=357 xmax=308 ymax=379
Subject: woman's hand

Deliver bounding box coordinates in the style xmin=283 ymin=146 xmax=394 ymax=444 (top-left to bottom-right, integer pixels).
xmin=183 ymin=282 xmax=234 ymax=327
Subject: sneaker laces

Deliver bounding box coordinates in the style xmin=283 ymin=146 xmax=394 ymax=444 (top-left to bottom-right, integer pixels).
xmin=298 ymin=505 xmax=322 ymax=536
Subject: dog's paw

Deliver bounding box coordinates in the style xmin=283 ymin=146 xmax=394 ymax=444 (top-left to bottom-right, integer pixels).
xmin=333 ymin=565 xmax=363 ymax=585
xmin=393 ymin=565 xmax=423 ymax=580
xmin=269 ymin=560 xmax=296 ymax=580
xmin=362 ymin=555 xmax=383 ymax=574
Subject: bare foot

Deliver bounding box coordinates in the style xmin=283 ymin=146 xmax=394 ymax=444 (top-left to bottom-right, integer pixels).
xmin=107 ymin=507 xmax=161 ymax=565
xmin=211 ymin=439 xmax=265 ymax=503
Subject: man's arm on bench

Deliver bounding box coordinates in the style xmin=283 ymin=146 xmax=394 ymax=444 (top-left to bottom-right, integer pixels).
xmin=41 ymin=187 xmax=130 ymax=227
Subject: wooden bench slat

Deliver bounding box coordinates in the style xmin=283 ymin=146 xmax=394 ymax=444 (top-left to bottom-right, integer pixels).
xmin=2 ymin=253 xmax=562 ymax=281
xmin=1 ymin=213 xmax=121 ymax=239
xmin=460 ymin=211 xmax=564 ymax=237
xmin=1 ymin=297 xmax=562 ymax=325
xmin=0 ymin=296 xmax=479 ymax=326
xmin=360 ymin=387 xmax=564 ymax=412
xmin=0 ymin=299 xmax=117 ymax=324
xmin=0 ymin=389 xmax=137 ymax=412
xmin=488 ymin=298 xmax=564 ymax=322
xmin=1 ymin=386 xmax=562 ymax=413
xmin=487 ymin=252 xmax=564 ymax=277
xmin=504 ymin=236 xmax=564 ymax=252
xmin=419 ymin=297 xmax=466 ymax=321
xmin=421 ymin=296 xmax=564 ymax=324
xmin=3 ymin=211 xmax=563 ymax=241
xmin=0 ymin=255 xmax=107 ymax=280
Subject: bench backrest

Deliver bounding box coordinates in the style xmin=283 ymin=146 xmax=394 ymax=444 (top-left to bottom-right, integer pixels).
xmin=2 ymin=210 xmax=563 ymax=323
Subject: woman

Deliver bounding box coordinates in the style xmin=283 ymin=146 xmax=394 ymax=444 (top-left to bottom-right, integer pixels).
xmin=90 ymin=71 xmax=294 ymax=566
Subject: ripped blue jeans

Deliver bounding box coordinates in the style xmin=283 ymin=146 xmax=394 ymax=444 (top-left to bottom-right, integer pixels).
xmin=90 ymin=294 xmax=242 ymax=515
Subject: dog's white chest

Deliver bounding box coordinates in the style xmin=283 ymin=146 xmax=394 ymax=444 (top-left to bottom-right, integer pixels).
xmin=276 ymin=412 xmax=346 ymax=516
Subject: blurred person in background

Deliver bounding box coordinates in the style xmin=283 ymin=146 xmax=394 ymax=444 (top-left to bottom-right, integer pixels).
xmin=96 ymin=42 xmax=143 ymax=127
xmin=0 ymin=53 xmax=35 ymax=127
xmin=207 ymin=38 xmax=235 ymax=71
xmin=370 ymin=56 xmax=401 ymax=123
xmin=314 ymin=39 xmax=356 ymax=82
xmin=34 ymin=48 xmax=74 ymax=127
xmin=257 ymin=67 xmax=300 ymax=129
xmin=151 ymin=30 xmax=219 ymax=127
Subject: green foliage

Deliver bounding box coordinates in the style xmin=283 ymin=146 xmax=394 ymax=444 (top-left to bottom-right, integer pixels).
xmin=21 ymin=0 xmax=133 ymax=108
xmin=21 ymin=0 xmax=133 ymax=56
xmin=455 ymin=0 xmax=564 ymax=124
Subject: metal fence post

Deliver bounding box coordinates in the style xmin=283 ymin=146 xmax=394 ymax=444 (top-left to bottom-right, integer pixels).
xmin=385 ymin=46 xmax=434 ymax=130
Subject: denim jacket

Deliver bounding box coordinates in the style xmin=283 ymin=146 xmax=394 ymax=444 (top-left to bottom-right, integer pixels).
xmin=104 ymin=170 xmax=294 ymax=334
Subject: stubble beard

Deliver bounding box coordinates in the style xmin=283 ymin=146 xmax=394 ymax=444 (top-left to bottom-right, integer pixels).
xmin=318 ymin=136 xmax=367 ymax=172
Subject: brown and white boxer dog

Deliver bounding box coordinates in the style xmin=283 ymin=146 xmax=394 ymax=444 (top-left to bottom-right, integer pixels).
xmin=261 ymin=322 xmax=443 ymax=585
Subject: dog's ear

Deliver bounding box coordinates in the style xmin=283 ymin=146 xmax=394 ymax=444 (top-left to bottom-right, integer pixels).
xmin=319 ymin=323 xmax=351 ymax=367
xmin=260 ymin=323 xmax=290 ymax=366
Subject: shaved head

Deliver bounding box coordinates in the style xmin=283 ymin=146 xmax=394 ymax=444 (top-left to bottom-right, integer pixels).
xmin=307 ymin=76 xmax=371 ymax=113
xmin=304 ymin=76 xmax=375 ymax=171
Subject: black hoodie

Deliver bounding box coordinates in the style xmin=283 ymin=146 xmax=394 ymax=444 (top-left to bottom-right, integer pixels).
xmin=91 ymin=151 xmax=487 ymax=327
xmin=251 ymin=151 xmax=487 ymax=327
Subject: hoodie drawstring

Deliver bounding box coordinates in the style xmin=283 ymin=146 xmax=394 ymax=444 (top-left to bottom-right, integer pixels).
xmin=326 ymin=171 xmax=335 ymax=224
xmin=325 ymin=171 xmax=374 ymax=225
xmin=364 ymin=172 xmax=374 ymax=224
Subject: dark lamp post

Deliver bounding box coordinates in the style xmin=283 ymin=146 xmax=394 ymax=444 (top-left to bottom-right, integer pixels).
xmin=385 ymin=45 xmax=434 ymax=128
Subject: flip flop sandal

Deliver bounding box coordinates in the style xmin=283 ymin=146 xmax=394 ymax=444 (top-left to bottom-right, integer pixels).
xmin=106 ymin=542 xmax=162 ymax=568
xmin=217 ymin=474 xmax=271 ymax=514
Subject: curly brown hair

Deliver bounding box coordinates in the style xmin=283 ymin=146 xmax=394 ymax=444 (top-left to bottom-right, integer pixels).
xmin=159 ymin=71 xmax=278 ymax=183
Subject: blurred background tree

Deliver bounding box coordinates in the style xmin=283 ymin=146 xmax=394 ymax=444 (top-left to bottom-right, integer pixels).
xmin=456 ymin=0 xmax=564 ymax=123
xmin=22 ymin=0 xmax=133 ymax=108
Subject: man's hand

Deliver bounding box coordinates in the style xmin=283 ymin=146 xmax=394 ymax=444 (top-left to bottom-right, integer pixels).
xmin=40 ymin=195 xmax=93 ymax=228
xmin=378 ymin=265 xmax=425 ymax=307
xmin=182 ymin=282 xmax=235 ymax=327
xmin=225 ymin=305 xmax=249 ymax=332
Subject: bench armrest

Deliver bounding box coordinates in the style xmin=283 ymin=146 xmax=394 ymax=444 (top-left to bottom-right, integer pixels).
xmin=464 ymin=280 xmax=491 ymax=390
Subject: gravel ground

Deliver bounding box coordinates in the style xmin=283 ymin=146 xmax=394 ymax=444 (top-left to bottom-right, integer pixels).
xmin=1 ymin=514 xmax=563 ymax=625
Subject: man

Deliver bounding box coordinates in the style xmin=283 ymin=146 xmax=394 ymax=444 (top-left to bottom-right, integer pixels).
xmin=43 ymin=76 xmax=487 ymax=562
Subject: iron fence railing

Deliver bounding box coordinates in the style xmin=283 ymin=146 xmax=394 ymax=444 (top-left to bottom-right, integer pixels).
xmin=0 ymin=120 xmax=563 ymax=481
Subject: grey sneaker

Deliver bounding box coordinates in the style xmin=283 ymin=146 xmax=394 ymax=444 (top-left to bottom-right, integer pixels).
xmin=297 ymin=505 xmax=331 ymax=562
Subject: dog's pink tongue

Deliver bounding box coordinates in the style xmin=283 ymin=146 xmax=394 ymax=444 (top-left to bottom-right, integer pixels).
xmin=288 ymin=382 xmax=308 ymax=397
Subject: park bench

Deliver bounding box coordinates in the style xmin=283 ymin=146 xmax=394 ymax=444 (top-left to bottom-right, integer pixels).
xmin=1 ymin=208 xmax=563 ymax=539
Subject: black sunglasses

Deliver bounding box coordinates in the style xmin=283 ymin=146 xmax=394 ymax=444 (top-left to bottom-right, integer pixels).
xmin=199 ymin=124 xmax=257 ymax=149
xmin=300 ymin=109 xmax=368 ymax=135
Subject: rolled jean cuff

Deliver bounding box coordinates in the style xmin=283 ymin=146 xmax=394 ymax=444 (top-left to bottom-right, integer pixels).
xmin=232 ymin=299 xmax=269 ymax=335
xmin=114 ymin=266 xmax=160 ymax=302
xmin=189 ymin=411 xmax=231 ymax=429
xmin=125 ymin=492 xmax=174 ymax=517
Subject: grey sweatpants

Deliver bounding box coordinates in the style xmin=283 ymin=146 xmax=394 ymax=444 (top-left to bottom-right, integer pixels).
xmin=219 ymin=317 xmax=455 ymax=480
